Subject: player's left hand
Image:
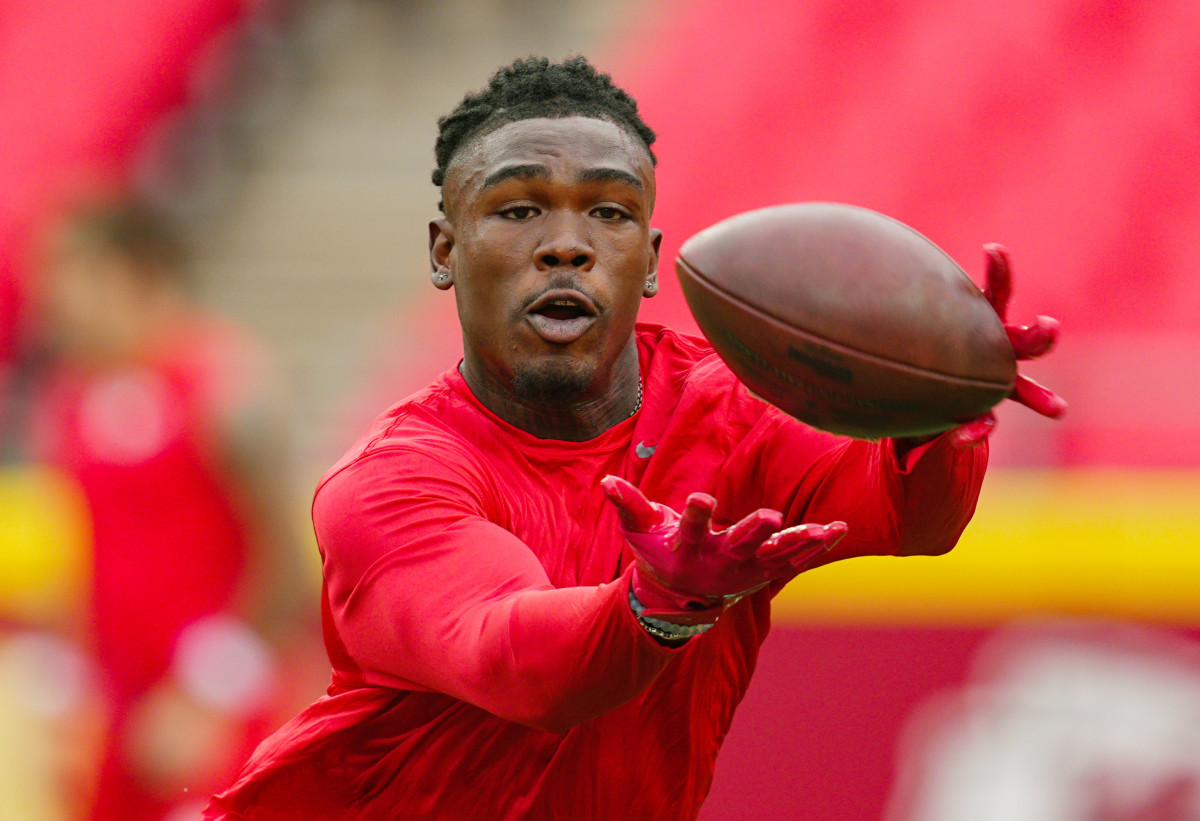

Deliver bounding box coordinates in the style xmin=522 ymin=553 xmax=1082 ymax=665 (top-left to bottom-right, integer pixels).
xmin=935 ymin=244 xmax=1067 ymax=447
xmin=950 ymin=244 xmax=1066 ymax=445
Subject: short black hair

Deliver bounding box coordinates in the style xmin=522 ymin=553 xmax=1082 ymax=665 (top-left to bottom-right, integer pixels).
xmin=432 ymin=55 xmax=657 ymax=212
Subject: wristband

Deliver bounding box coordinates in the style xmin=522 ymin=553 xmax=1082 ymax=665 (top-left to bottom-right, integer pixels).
xmin=628 ymin=586 xmax=715 ymax=641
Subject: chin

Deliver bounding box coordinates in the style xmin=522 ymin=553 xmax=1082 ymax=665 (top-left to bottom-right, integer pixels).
xmin=511 ymin=358 xmax=595 ymax=402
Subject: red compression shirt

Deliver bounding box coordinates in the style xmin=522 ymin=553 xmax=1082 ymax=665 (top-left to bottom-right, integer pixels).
xmin=206 ymin=324 xmax=986 ymax=820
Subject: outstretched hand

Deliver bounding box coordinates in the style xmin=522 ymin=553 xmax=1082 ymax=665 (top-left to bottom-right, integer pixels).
xmin=949 ymin=244 xmax=1067 ymax=446
xmin=601 ymin=475 xmax=846 ymax=625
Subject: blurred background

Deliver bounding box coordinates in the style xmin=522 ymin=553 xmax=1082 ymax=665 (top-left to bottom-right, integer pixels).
xmin=0 ymin=0 xmax=1197 ymax=818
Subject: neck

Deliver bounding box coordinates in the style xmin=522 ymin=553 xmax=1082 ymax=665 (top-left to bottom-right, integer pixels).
xmin=462 ymin=341 xmax=641 ymax=442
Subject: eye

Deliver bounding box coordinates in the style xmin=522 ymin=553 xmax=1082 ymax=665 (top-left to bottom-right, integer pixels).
xmin=499 ymin=205 xmax=539 ymax=221
xmin=591 ymin=206 xmax=629 ymax=221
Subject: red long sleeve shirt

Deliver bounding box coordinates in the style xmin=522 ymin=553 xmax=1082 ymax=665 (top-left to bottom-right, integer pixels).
xmin=206 ymin=324 xmax=986 ymax=820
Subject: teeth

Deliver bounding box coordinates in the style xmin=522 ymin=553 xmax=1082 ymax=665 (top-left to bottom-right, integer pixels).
xmin=550 ymin=299 xmax=577 ymax=306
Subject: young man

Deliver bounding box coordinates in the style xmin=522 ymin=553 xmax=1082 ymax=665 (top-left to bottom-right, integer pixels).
xmin=206 ymin=56 xmax=1060 ymax=820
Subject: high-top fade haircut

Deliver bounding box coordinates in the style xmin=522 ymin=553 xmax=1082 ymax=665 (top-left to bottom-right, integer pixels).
xmin=432 ymin=55 xmax=657 ymax=212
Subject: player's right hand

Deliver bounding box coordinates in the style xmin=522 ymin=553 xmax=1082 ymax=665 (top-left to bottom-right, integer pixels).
xmin=600 ymin=475 xmax=847 ymax=625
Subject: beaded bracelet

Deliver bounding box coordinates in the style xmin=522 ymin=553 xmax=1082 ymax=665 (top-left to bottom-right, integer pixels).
xmin=627 ymin=586 xmax=716 ymax=641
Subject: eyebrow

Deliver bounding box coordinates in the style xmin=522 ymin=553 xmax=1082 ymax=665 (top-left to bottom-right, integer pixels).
xmin=479 ymin=163 xmax=644 ymax=192
xmin=481 ymin=164 xmax=551 ymax=190
xmin=576 ymin=167 xmax=644 ymax=191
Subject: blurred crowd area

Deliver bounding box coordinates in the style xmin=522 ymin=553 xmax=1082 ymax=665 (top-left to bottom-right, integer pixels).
xmin=0 ymin=0 xmax=623 ymax=818
xmin=1 ymin=0 xmax=1198 ymax=819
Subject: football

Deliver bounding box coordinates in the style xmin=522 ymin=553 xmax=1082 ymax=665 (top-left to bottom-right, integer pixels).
xmin=675 ymin=202 xmax=1016 ymax=439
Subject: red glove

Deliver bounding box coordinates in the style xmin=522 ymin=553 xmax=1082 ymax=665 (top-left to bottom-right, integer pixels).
xmin=950 ymin=244 xmax=1067 ymax=446
xmin=600 ymin=475 xmax=847 ymax=626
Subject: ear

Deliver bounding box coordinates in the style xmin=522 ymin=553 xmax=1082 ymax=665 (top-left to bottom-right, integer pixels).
xmin=429 ymin=218 xmax=455 ymax=290
xmin=643 ymin=229 xmax=663 ymax=298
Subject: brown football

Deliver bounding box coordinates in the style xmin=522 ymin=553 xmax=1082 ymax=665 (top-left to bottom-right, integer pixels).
xmin=675 ymin=203 xmax=1016 ymax=439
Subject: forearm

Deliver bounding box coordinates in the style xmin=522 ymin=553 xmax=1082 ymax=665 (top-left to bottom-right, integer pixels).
xmin=787 ymin=432 xmax=987 ymax=566
xmin=458 ymin=566 xmax=684 ymax=731
xmin=886 ymin=432 xmax=988 ymax=555
xmin=336 ymin=560 xmax=683 ymax=734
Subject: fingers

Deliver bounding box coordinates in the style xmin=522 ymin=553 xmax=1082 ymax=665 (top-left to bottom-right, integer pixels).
xmin=977 ymin=243 xmax=1068 ymax=426
xmin=964 ymin=244 xmax=1067 ymax=437
xmin=723 ymin=507 xmax=785 ymax=557
xmin=678 ymin=493 xmax=717 ymax=548
xmin=982 ymin=243 xmax=1011 ymax=322
xmin=949 ymin=412 xmax=996 ymax=447
xmin=1006 ymin=315 xmax=1059 ymax=360
xmin=984 ymin=246 xmax=1062 ymax=375
xmin=948 ymin=372 xmax=1066 ymax=446
xmin=757 ymin=522 xmax=848 ymax=572
xmin=1011 ymin=373 xmax=1067 ymax=419
xmin=600 ymin=475 xmax=663 ymax=532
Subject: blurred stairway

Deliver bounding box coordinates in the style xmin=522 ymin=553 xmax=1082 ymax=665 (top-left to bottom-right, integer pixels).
xmin=177 ymin=0 xmax=632 ymax=490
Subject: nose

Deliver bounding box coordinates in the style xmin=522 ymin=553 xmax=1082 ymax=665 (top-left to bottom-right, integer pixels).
xmin=535 ymin=213 xmax=595 ymax=270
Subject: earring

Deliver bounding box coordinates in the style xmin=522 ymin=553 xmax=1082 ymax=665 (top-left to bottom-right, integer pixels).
xmin=433 ymin=268 xmax=452 ymax=287
xmin=644 ymin=280 xmax=658 ymax=293
xmin=436 ymin=272 xmax=450 ymax=283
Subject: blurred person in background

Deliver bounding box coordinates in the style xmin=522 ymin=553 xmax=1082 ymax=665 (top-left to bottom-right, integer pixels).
xmin=3 ymin=197 xmax=312 ymax=821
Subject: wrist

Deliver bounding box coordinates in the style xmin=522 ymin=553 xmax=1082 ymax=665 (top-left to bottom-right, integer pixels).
xmin=628 ymin=584 xmax=717 ymax=642
xmin=630 ymin=562 xmax=724 ymax=626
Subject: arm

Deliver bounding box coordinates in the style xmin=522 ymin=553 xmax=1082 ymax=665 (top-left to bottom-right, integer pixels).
xmin=315 ymin=448 xmax=684 ymax=734
xmin=780 ymin=431 xmax=988 ymax=570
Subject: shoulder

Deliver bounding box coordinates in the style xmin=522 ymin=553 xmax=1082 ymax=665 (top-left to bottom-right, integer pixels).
xmin=316 ymin=373 xmax=491 ymax=509
xmin=635 ymin=322 xmax=714 ymax=369
xmin=310 ymin=376 xmax=517 ymax=586
xmin=636 ymin=322 xmax=768 ymax=425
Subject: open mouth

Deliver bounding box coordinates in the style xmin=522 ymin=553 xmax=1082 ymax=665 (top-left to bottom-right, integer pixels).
xmin=534 ymin=299 xmax=590 ymax=321
xmin=526 ymin=291 xmax=598 ymax=344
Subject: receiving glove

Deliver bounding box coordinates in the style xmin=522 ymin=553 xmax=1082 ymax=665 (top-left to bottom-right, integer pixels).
xmin=951 ymin=244 xmax=1067 ymax=446
xmin=601 ymin=475 xmax=847 ymax=626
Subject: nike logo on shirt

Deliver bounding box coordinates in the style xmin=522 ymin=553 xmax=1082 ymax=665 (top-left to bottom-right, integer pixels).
xmin=635 ymin=442 xmax=657 ymax=459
